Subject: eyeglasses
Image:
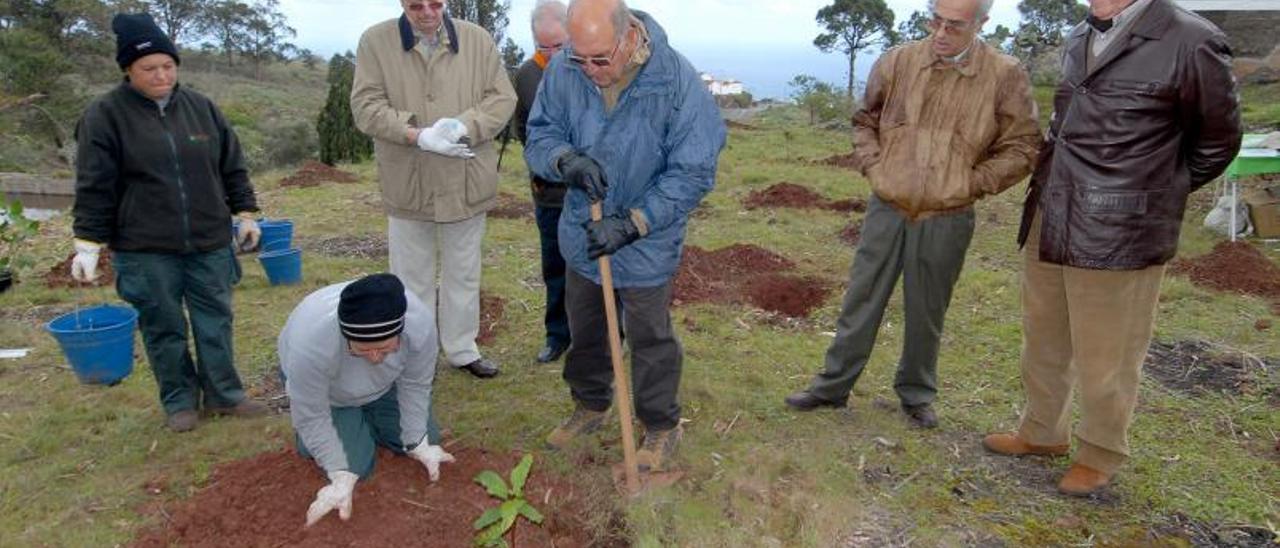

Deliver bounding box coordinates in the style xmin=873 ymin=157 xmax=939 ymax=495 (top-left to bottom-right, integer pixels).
xmin=535 ymin=42 xmax=564 ymax=54
xmin=928 ymin=13 xmax=973 ymax=33
xmin=404 ymin=1 xmax=443 ymax=12
xmin=567 ymin=33 xmax=625 ymax=67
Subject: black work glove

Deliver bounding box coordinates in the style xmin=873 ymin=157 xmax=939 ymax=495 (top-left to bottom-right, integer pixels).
xmin=584 ymin=215 xmax=641 ymax=259
xmin=558 ymin=152 xmax=608 ymax=202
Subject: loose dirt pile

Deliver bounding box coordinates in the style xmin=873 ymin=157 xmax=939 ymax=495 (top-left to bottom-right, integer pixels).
xmin=489 ymin=193 xmax=535 ymax=220
xmin=1144 ymin=340 xmax=1278 ymax=399
xmin=478 ymin=293 xmax=505 ymax=346
xmin=132 ymin=447 xmax=602 ymax=548
xmin=1170 ymin=241 xmax=1280 ymax=309
xmin=742 ymin=182 xmax=865 ymax=212
xmin=43 ymin=250 xmax=114 ymax=288
xmin=672 ymin=244 xmax=832 ymax=318
xmin=280 ymin=161 xmax=360 ymax=188
xmin=839 ymin=220 xmax=863 ymax=246
xmin=818 ymin=152 xmax=859 ymax=170
xmin=725 ymin=119 xmax=758 ymax=130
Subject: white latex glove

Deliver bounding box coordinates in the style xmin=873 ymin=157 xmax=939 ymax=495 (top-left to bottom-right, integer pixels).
xmin=431 ymin=117 xmax=468 ymax=144
xmin=305 ymin=470 xmax=359 ymax=527
xmin=408 ymin=444 xmax=455 ymax=482
xmin=416 ymin=126 xmax=475 ymax=159
xmin=235 ymin=213 xmax=260 ymax=252
xmin=70 ymin=239 xmax=103 ymax=282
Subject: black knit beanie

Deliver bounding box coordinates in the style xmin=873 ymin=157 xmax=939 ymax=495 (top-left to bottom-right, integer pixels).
xmin=113 ymin=13 xmax=180 ymax=69
xmin=338 ymin=274 xmax=408 ymax=342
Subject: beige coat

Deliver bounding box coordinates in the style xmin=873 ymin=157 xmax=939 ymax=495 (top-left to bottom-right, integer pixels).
xmin=852 ymin=40 xmax=1040 ymax=220
xmin=352 ymin=15 xmax=516 ymax=223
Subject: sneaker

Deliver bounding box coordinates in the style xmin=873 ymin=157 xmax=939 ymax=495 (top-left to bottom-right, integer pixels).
xmin=545 ymin=405 xmax=607 ymax=450
xmin=205 ymin=399 xmax=269 ymax=418
xmin=166 ymin=409 xmax=199 ymax=432
xmin=636 ymin=425 xmax=682 ymax=472
xmin=981 ymin=432 xmax=1069 ymax=457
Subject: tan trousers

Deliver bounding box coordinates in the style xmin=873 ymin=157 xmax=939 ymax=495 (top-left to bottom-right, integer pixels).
xmin=388 ymin=213 xmax=486 ymax=367
xmin=1016 ymin=214 xmax=1165 ymax=475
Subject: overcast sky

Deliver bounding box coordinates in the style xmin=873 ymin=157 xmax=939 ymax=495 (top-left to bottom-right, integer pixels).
xmin=277 ymin=0 xmax=1029 ymax=98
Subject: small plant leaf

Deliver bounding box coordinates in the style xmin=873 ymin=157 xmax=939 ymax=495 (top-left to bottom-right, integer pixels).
xmin=498 ymin=499 xmax=520 ymax=532
xmin=474 ymin=470 xmax=510 ymax=499
xmin=473 ymin=507 xmax=503 ymax=531
xmin=516 ymin=501 xmax=544 ymax=524
xmin=476 ymin=522 xmax=506 ymax=546
xmin=510 ymin=454 xmax=533 ymax=497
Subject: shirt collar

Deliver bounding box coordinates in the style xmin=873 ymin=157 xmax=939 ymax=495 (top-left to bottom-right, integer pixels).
xmin=931 ymin=40 xmax=979 ymax=77
xmin=1093 ymin=0 xmax=1156 ymax=37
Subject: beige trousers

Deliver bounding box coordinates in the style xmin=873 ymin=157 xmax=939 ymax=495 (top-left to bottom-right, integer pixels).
xmin=388 ymin=214 xmax=486 ymax=367
xmin=1016 ymin=214 xmax=1165 ymax=475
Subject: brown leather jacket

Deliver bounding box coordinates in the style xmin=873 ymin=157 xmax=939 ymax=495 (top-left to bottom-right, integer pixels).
xmin=1018 ymin=0 xmax=1242 ymax=270
xmin=853 ymin=40 xmax=1040 ymax=220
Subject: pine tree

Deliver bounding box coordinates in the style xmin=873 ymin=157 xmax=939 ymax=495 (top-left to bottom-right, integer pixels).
xmin=316 ymin=52 xmax=372 ymax=166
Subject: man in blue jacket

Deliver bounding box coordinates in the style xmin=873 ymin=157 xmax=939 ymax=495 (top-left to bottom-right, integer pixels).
xmin=524 ymin=0 xmax=725 ymax=472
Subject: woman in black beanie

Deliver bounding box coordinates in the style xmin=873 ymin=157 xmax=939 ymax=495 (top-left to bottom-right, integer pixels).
xmin=70 ymin=12 xmax=266 ymax=432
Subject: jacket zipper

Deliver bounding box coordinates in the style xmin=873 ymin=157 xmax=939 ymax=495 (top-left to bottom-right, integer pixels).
xmin=158 ymin=102 xmax=193 ymax=252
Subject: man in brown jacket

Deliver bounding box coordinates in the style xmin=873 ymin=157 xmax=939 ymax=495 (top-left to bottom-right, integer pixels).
xmin=785 ymin=0 xmax=1040 ymax=428
xmin=983 ymin=0 xmax=1241 ymax=496
xmin=352 ymin=0 xmax=516 ymax=379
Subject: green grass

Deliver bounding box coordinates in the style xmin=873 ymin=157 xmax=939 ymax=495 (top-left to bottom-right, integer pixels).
xmin=1242 ymin=81 xmax=1280 ymax=131
xmin=1 ymin=106 xmax=1278 ymax=546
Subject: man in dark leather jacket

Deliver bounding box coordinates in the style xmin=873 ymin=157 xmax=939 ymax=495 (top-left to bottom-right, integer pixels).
xmin=983 ymin=0 xmax=1242 ymax=496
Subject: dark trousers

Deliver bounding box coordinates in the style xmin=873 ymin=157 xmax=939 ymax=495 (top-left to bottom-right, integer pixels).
xmin=564 ymin=270 xmax=681 ymax=431
xmin=535 ymin=205 xmax=570 ymax=347
xmin=293 ymin=386 xmax=442 ymax=479
xmin=114 ymin=248 xmax=246 ymax=415
xmin=809 ymin=196 xmax=975 ymax=407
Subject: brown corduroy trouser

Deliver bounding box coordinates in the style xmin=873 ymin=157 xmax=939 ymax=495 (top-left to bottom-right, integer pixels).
xmin=1016 ymin=213 xmax=1165 ymax=475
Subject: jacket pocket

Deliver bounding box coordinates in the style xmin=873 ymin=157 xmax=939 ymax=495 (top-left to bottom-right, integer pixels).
xmin=375 ymin=142 xmax=421 ymax=210
xmin=464 ymin=145 xmax=498 ymax=207
xmin=1069 ymin=186 xmax=1171 ymax=265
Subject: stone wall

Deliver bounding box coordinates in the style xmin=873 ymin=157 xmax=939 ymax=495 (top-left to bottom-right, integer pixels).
xmin=1196 ymin=10 xmax=1280 ymax=82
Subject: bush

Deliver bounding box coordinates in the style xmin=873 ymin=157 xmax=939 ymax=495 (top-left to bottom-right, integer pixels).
xmin=262 ymin=118 xmax=317 ymax=167
xmin=0 ymin=29 xmax=75 ymax=95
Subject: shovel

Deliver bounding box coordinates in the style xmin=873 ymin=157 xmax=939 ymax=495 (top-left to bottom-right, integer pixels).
xmin=590 ymin=201 xmax=642 ymax=494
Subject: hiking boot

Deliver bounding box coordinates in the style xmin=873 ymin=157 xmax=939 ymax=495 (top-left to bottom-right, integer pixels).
xmin=982 ymin=432 xmax=1069 ymax=457
xmin=902 ymin=403 xmax=938 ymax=429
xmin=784 ymin=390 xmax=846 ymax=411
xmin=545 ymin=405 xmax=607 ymax=450
xmin=166 ymin=409 xmax=199 ymax=433
xmin=205 ymin=399 xmax=269 ymax=418
xmin=636 ymin=425 xmax=682 ymax=472
xmin=1058 ymin=463 xmax=1111 ymax=497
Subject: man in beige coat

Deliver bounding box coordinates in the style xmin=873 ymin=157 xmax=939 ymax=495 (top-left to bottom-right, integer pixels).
xmin=352 ymin=0 xmax=516 ymax=379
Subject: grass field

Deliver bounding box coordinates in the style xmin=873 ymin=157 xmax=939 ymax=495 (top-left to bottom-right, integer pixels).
xmin=1 ymin=104 xmax=1278 ymax=546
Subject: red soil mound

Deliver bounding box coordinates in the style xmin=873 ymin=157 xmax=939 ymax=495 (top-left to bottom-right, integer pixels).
xmin=478 ymin=293 xmax=505 ymax=345
xmin=44 ymin=249 xmax=114 ymax=288
xmin=839 ymin=220 xmax=862 ymax=246
xmin=818 ymin=152 xmax=859 ymax=169
xmin=280 ymin=161 xmax=359 ymax=188
xmin=489 ymin=193 xmax=535 ymax=220
xmin=742 ymin=182 xmax=866 ymax=212
xmin=672 ymin=244 xmax=832 ymax=317
xmin=132 ymin=446 xmax=599 ymax=548
xmin=1171 ymin=241 xmax=1280 ymax=306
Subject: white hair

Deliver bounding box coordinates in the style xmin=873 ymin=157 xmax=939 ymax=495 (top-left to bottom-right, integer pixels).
xmin=531 ymin=0 xmax=568 ymax=36
xmin=928 ymin=0 xmax=994 ymax=20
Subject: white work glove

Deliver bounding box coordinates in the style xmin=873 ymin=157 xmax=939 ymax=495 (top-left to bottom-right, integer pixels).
xmin=235 ymin=213 xmax=260 ymax=252
xmin=408 ymin=443 xmax=455 ymax=482
xmin=416 ymin=124 xmax=475 ymax=159
xmin=305 ymin=470 xmax=359 ymax=527
xmin=432 ymin=117 xmax=468 ymax=143
xmin=70 ymin=239 xmax=103 ymax=282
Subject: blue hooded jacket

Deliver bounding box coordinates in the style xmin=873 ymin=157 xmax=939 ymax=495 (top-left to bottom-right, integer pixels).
xmin=524 ymin=11 xmax=726 ymax=288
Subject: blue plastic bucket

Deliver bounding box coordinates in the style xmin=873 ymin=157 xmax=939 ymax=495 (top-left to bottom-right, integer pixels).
xmin=258 ymin=219 xmax=294 ymax=253
xmin=45 ymin=305 xmax=138 ymax=385
xmin=259 ymin=248 xmax=303 ymax=285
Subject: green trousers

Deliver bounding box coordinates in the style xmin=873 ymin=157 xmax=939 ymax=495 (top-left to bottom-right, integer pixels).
xmin=114 ymin=248 xmax=246 ymax=416
xmin=809 ymin=196 xmax=975 ymax=407
xmin=294 ymin=386 xmax=443 ymax=478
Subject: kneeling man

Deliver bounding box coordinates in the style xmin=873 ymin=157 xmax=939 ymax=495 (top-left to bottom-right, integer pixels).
xmin=279 ymin=273 xmax=453 ymax=526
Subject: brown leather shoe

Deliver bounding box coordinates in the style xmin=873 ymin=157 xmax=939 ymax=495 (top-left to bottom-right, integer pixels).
xmin=206 ymin=399 xmax=269 ymax=418
xmin=1058 ymin=463 xmax=1111 ymax=497
xmin=166 ymin=409 xmax=199 ymax=432
xmin=982 ymin=432 xmax=1069 ymax=457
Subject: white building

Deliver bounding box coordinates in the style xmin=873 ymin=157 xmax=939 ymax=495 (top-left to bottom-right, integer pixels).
xmin=700 ymin=73 xmax=745 ymax=96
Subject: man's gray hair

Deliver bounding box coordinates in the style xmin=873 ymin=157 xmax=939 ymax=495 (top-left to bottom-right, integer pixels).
xmin=531 ymin=0 xmax=568 ymax=36
xmin=928 ymin=0 xmax=994 ymax=20
xmin=567 ymin=0 xmax=632 ymax=41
